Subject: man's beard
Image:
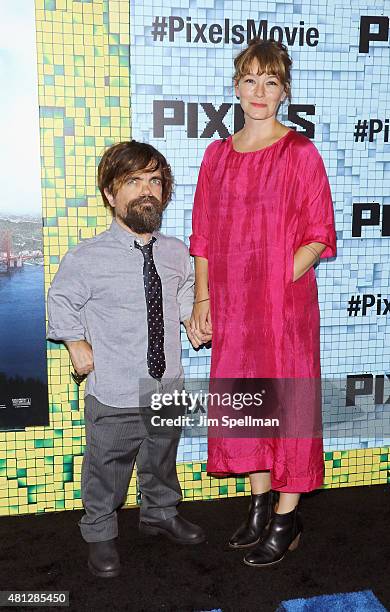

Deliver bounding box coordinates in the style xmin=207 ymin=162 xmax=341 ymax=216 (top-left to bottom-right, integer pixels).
xmin=118 ymin=195 xmax=165 ymax=234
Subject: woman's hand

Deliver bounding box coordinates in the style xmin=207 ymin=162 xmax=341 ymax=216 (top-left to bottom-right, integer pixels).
xmin=190 ymin=299 xmax=212 ymax=337
xmin=191 ymin=256 xmax=212 ymax=345
xmin=293 ymin=242 xmax=326 ymax=281
xmin=183 ymin=318 xmax=211 ymax=349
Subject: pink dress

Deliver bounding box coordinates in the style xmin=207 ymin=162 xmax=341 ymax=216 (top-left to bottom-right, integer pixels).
xmin=189 ymin=130 xmax=337 ymax=493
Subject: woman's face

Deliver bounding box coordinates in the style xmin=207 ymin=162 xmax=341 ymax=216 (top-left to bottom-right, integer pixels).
xmin=234 ymin=65 xmax=287 ymax=122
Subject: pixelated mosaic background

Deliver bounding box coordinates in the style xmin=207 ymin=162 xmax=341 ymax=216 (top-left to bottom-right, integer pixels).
xmin=0 ymin=0 xmax=389 ymax=517
xmin=130 ymin=1 xmax=390 ymax=452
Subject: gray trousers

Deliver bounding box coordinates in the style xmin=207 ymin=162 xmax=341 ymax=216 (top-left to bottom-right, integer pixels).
xmin=79 ymin=395 xmax=182 ymax=542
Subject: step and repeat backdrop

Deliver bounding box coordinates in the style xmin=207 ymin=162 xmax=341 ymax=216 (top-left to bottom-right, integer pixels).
xmin=0 ymin=0 xmax=389 ymax=516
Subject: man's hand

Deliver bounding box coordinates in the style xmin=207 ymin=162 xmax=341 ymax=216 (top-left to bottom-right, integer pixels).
xmin=65 ymin=340 xmax=94 ymax=376
xmin=183 ymin=319 xmax=212 ymax=349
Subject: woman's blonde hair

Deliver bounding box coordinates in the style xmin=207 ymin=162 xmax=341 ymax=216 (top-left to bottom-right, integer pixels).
xmin=233 ymin=38 xmax=292 ymax=101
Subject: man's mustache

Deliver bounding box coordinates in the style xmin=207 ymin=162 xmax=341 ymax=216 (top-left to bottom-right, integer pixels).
xmin=127 ymin=195 xmax=162 ymax=208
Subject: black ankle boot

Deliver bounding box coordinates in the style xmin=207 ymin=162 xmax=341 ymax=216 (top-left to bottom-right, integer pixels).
xmin=88 ymin=539 xmax=121 ymax=578
xmin=229 ymin=491 xmax=273 ymax=549
xmin=243 ymin=506 xmax=302 ymax=567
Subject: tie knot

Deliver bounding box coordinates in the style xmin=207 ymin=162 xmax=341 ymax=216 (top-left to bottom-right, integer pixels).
xmin=134 ymin=236 xmax=156 ymax=257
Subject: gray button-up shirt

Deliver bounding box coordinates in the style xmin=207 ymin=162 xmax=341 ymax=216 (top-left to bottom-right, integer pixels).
xmin=47 ymin=219 xmax=194 ymax=407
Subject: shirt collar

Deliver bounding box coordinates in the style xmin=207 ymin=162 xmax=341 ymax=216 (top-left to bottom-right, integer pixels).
xmin=109 ymin=219 xmax=160 ymax=249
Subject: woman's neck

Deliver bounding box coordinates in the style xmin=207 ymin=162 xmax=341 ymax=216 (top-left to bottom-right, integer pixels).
xmin=232 ymin=118 xmax=289 ymax=151
xmin=239 ymin=117 xmax=285 ymax=143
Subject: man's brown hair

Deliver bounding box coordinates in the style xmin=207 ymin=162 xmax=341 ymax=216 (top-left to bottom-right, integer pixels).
xmin=98 ymin=140 xmax=174 ymax=208
xmin=233 ymin=38 xmax=292 ymax=101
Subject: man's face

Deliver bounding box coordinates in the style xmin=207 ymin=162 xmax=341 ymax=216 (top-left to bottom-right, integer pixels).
xmin=105 ymin=165 xmax=165 ymax=234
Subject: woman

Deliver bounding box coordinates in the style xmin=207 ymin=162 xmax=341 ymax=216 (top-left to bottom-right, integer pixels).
xmin=188 ymin=38 xmax=336 ymax=567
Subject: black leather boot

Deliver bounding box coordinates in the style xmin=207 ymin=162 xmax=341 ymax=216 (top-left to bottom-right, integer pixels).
xmin=243 ymin=506 xmax=302 ymax=567
xmin=88 ymin=538 xmax=121 ymax=578
xmin=139 ymin=515 xmax=206 ymax=545
xmin=229 ymin=491 xmax=273 ymax=549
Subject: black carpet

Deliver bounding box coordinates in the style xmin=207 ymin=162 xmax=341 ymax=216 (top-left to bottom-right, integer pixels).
xmin=1 ymin=485 xmax=389 ymax=612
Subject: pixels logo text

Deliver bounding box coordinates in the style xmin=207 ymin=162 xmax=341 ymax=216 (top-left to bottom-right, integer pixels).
xmin=359 ymin=16 xmax=389 ymax=53
xmin=353 ymin=119 xmax=390 ymax=143
xmin=347 ymin=295 xmax=390 ymax=317
xmin=346 ymin=374 xmax=390 ymax=406
xmin=151 ymin=17 xmax=320 ymax=47
xmin=352 ymin=203 xmax=390 ymax=237
xmin=153 ymin=101 xmax=316 ymax=139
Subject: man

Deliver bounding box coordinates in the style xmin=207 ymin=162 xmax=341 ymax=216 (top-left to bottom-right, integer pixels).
xmin=47 ymin=141 xmax=210 ymax=578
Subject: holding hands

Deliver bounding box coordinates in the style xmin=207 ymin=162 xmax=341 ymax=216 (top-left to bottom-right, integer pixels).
xmin=185 ymin=297 xmax=213 ymax=349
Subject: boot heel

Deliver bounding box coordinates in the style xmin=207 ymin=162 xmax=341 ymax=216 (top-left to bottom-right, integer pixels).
xmin=288 ymin=532 xmax=301 ymax=551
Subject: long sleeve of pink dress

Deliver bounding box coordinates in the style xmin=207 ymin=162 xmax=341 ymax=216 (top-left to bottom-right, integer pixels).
xmin=190 ymin=130 xmax=336 ymax=493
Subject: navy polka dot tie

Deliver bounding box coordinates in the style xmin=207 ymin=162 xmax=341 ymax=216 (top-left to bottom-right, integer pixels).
xmin=135 ymin=237 xmax=166 ymax=380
